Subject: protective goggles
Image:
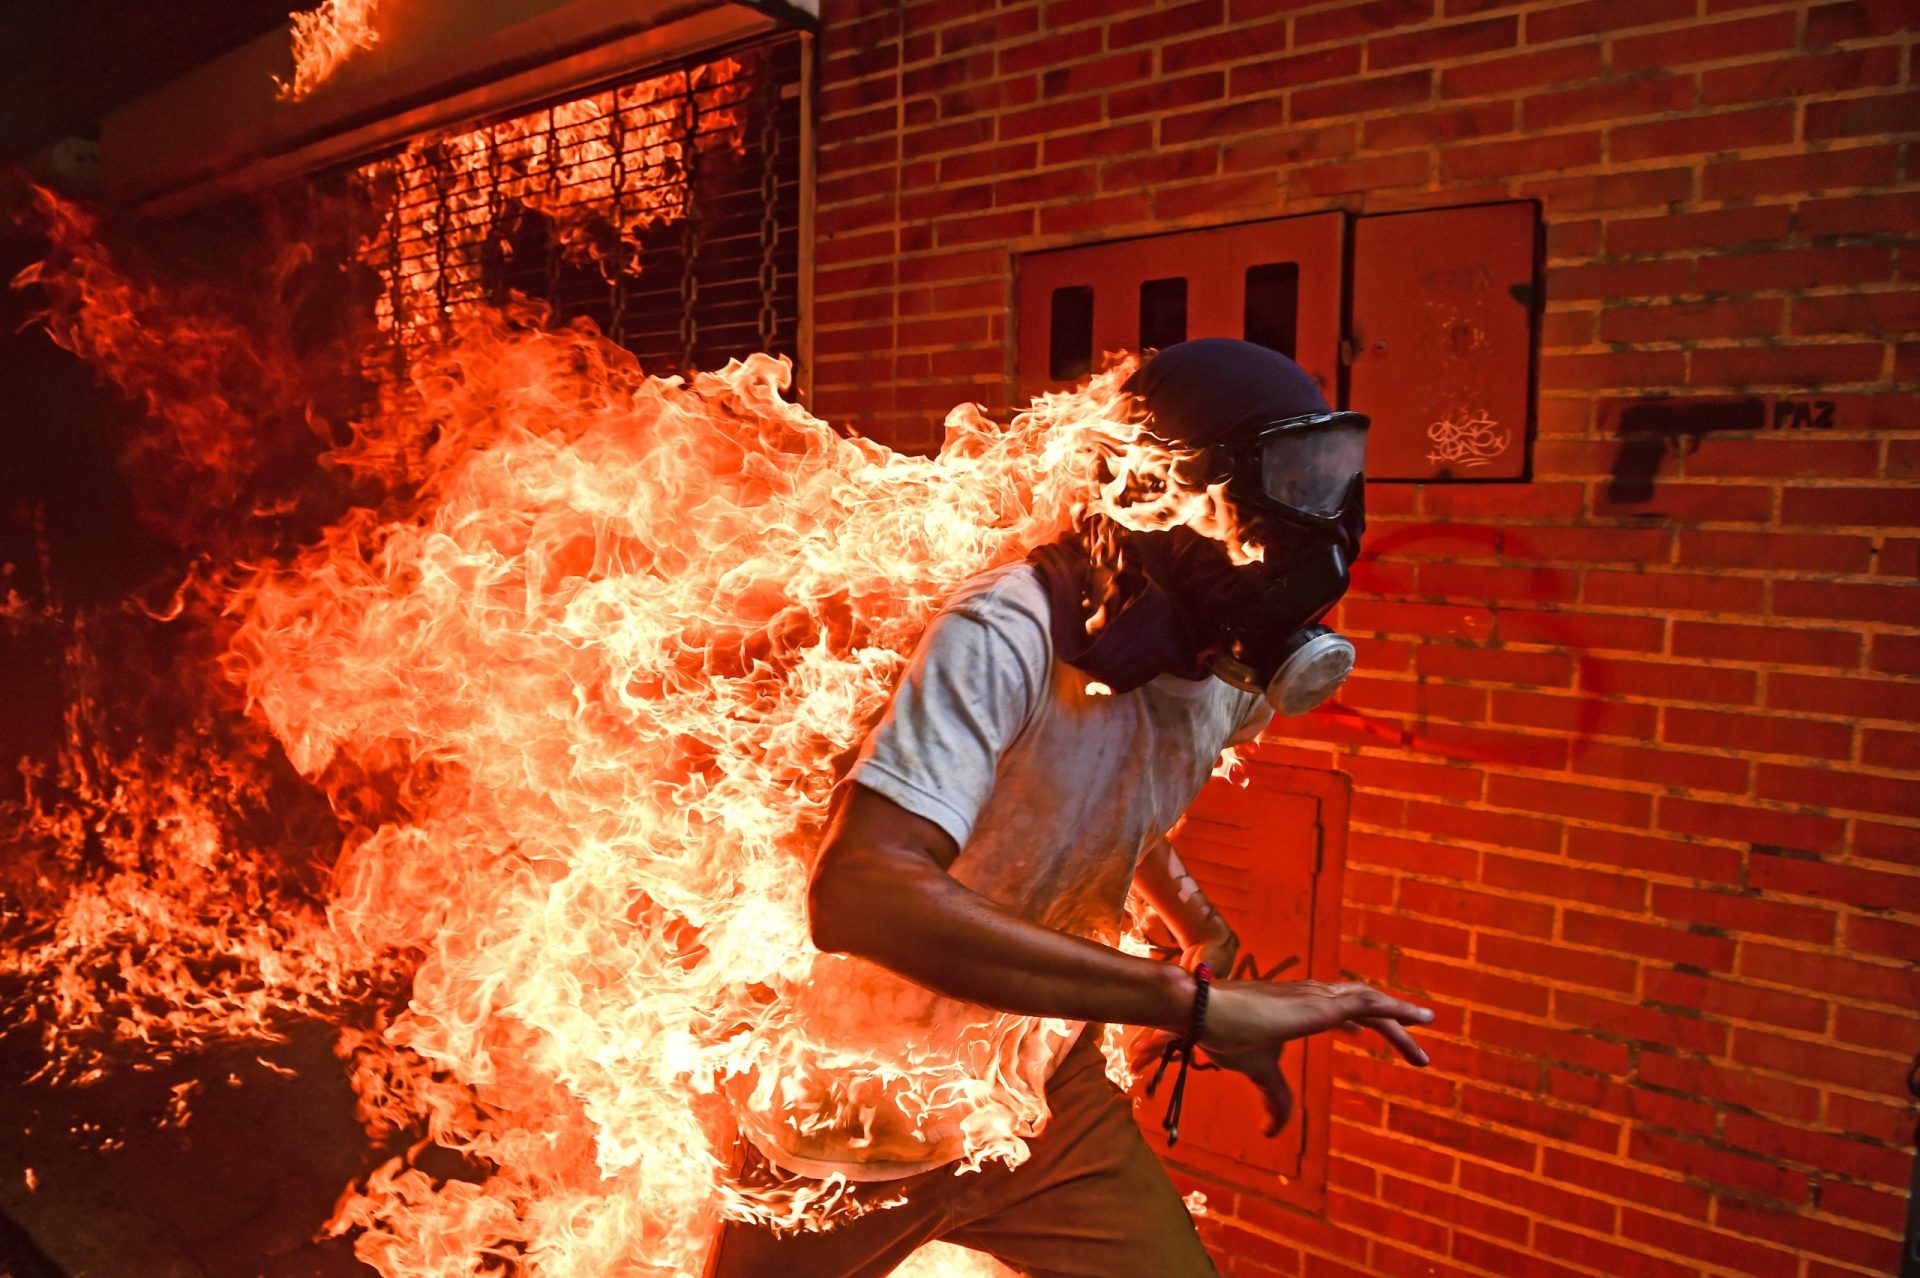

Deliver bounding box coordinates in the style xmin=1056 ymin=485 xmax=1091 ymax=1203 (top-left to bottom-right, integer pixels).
xmin=1237 ymin=410 xmax=1371 ymax=519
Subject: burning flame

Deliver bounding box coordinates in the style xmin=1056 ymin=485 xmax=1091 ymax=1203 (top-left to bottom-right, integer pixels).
xmin=1 ymin=668 xmax=361 ymax=1086
xmin=6 ymin=183 xmax=1247 ymax=1276
xmin=277 ymin=0 xmax=383 ymax=102
xmin=1211 ymin=743 xmax=1249 ymax=784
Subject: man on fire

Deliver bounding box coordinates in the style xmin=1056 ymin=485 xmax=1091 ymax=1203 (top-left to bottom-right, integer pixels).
xmin=709 ymin=339 xmax=1436 ymax=1276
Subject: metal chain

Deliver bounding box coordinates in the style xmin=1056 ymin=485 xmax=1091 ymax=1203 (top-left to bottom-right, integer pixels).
xmin=431 ymin=141 xmax=452 ymax=332
xmin=678 ymin=69 xmax=702 ymax=375
xmin=544 ymin=105 xmax=563 ymax=310
xmin=385 ymin=163 xmax=406 ymax=374
xmin=756 ymin=54 xmax=780 ymax=355
xmin=485 ymin=122 xmax=504 ymax=305
xmin=607 ymin=88 xmax=628 ymax=347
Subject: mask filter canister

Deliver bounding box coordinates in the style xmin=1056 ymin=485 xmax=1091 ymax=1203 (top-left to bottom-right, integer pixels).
xmin=1263 ymin=625 xmax=1355 ymax=715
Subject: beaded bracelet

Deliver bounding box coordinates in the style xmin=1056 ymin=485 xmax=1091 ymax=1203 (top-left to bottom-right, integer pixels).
xmin=1145 ymin=961 xmax=1211 ymax=1146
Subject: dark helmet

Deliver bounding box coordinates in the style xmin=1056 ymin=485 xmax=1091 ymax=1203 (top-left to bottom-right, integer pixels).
xmin=1124 ymin=338 xmax=1368 ymax=530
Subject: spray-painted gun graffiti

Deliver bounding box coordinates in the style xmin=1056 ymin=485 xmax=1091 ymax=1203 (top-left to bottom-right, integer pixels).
xmin=1608 ymin=396 xmax=1838 ymax=504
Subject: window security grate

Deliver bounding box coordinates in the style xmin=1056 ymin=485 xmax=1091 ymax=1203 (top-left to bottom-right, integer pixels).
xmin=351 ymin=32 xmax=802 ymax=379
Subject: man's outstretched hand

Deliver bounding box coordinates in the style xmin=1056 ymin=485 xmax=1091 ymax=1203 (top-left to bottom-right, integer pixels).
xmin=1202 ymin=978 xmax=1434 ymax=1067
xmin=1130 ymin=977 xmax=1430 ymax=1139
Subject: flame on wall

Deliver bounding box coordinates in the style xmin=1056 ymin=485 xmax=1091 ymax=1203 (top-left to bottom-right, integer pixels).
xmin=5 ymin=186 xmax=1246 ymax=1276
xmin=277 ymin=0 xmax=383 ymax=102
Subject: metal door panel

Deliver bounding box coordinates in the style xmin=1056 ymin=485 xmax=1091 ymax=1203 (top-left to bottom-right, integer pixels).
xmin=1350 ymin=199 xmax=1540 ymax=481
xmin=1131 ymin=762 xmax=1348 ymax=1210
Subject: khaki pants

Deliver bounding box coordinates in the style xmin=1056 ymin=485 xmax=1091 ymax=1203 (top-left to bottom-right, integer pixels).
xmin=706 ymin=1031 xmax=1220 ymax=1278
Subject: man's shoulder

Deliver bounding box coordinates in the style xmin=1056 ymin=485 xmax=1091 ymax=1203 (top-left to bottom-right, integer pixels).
xmin=943 ymin=562 xmax=1050 ymax=634
xmin=923 ymin=561 xmax=1054 ymax=679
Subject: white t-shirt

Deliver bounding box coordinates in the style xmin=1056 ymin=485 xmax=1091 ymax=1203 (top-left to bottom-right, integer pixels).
xmin=742 ymin=563 xmax=1269 ymax=1181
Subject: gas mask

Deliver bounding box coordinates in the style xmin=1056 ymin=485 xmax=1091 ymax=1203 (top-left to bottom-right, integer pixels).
xmin=1027 ymin=340 xmax=1370 ymax=713
xmin=1193 ymin=409 xmax=1369 ymax=715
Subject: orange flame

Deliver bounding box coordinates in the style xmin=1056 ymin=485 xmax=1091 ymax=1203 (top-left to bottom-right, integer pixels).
xmin=277 ymin=0 xmax=382 ymax=102
xmin=7 ymin=183 xmax=1245 ymax=1276
xmin=0 ymin=620 xmax=370 ymax=1088
xmin=232 ymin=333 xmax=1146 ymax=1267
xmin=8 ymin=192 xmax=327 ymax=526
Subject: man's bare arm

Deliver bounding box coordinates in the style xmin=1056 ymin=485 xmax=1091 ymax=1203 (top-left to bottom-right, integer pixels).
xmin=810 ymin=785 xmax=1435 ymax=1065
xmin=1133 ymin=835 xmax=1238 ymax=974
xmin=809 ymin=784 xmax=1197 ymax=1034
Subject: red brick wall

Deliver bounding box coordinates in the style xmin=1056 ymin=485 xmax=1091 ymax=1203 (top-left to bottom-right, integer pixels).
xmin=808 ymin=3 xmax=1919 ymax=1275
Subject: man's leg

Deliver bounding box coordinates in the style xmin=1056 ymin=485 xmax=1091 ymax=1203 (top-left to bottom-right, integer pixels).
xmin=941 ymin=1031 xmax=1221 ymax=1278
